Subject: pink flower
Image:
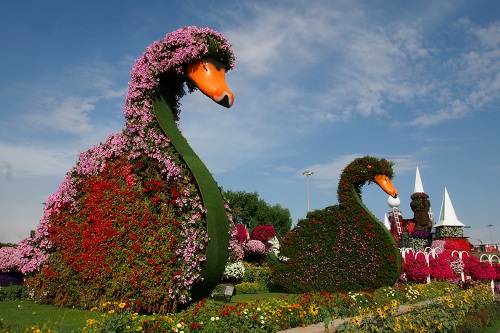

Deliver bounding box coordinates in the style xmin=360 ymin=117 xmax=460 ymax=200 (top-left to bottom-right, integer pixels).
xmin=0 ymin=247 xmax=22 ymax=272
xmin=244 ymin=240 xmax=267 ymax=256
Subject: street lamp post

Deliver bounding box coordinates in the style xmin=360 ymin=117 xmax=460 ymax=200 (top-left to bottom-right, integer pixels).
xmin=487 ymin=224 xmax=494 ymax=244
xmin=302 ymin=171 xmax=314 ymax=212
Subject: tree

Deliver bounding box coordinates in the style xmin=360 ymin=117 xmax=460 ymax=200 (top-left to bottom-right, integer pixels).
xmin=224 ymin=190 xmax=292 ymax=238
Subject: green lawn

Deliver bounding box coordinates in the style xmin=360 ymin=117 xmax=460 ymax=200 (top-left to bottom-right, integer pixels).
xmin=484 ymin=318 xmax=500 ymax=333
xmin=0 ymin=301 xmax=100 ymax=333
xmin=213 ymin=292 xmax=289 ymax=304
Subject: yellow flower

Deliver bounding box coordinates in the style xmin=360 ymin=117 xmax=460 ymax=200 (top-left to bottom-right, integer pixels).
xmin=86 ymin=319 xmax=98 ymax=325
xmin=309 ymin=304 xmax=319 ymax=316
xmin=108 ymin=309 xmax=115 ymax=314
xmin=136 ymin=326 xmax=143 ymax=331
xmin=118 ymin=302 xmax=127 ymax=309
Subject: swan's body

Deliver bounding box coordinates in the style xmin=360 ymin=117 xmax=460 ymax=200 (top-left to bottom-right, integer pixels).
xmin=19 ymin=27 xmax=235 ymax=313
xmin=270 ymin=156 xmax=402 ymax=293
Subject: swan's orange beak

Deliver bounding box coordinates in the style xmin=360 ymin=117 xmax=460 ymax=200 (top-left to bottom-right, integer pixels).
xmin=186 ymin=59 xmax=234 ymax=108
xmin=374 ymin=174 xmax=398 ymax=198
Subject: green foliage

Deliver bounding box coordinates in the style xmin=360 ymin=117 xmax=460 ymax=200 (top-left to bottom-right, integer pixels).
xmin=0 ymin=285 xmax=28 ymax=300
xmin=269 ymin=156 xmax=401 ymax=293
xmin=242 ymin=262 xmax=271 ymax=284
xmin=234 ymin=282 xmax=266 ymax=293
xmin=224 ymin=190 xmax=292 ymax=238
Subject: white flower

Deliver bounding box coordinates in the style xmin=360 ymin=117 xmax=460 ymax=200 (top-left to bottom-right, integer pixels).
xmin=268 ymin=236 xmax=281 ymax=256
xmin=223 ymin=261 xmax=245 ymax=279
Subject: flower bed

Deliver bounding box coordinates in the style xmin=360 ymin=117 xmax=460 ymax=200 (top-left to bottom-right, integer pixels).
xmin=78 ymin=281 xmax=493 ymax=333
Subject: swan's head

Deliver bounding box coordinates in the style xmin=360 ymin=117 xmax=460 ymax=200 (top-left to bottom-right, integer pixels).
xmin=373 ymin=174 xmax=398 ymax=198
xmin=186 ymin=58 xmax=234 ymax=108
xmin=366 ymin=159 xmax=398 ymax=198
xmin=344 ymin=156 xmax=398 ymax=198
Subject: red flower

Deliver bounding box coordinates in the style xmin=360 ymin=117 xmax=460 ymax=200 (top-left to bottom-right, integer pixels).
xmin=250 ymin=225 xmax=275 ymax=242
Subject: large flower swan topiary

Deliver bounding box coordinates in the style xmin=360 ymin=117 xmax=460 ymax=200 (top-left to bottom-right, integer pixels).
xmin=18 ymin=26 xmax=236 ymax=314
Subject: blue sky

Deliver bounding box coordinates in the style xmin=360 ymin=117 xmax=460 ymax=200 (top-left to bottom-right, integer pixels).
xmin=1 ymin=1 xmax=499 ymax=245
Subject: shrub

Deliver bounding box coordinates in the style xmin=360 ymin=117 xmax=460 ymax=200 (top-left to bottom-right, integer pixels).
xmin=463 ymin=255 xmax=496 ymax=280
xmin=402 ymin=253 xmax=430 ymax=283
xmin=222 ymin=261 xmax=245 ymax=280
xmin=242 ymin=262 xmax=271 ymax=284
xmin=0 ymin=272 xmax=23 ymax=287
xmin=0 ymin=284 xmax=27 ymax=300
xmin=250 ymin=225 xmax=275 ymax=242
xmin=234 ymin=224 xmax=248 ymax=243
xmin=235 ymin=281 xmax=262 ymax=293
xmin=243 ymin=240 xmax=267 ymax=257
xmin=0 ymin=247 xmax=22 ymax=273
xmin=429 ymin=254 xmax=455 ymax=280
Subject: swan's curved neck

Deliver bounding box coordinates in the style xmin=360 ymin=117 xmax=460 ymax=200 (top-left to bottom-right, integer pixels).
xmin=338 ymin=178 xmax=379 ymax=222
xmin=152 ymin=80 xmax=229 ymax=300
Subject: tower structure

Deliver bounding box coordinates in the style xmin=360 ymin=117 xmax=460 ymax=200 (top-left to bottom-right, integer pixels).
xmin=433 ymin=187 xmax=470 ymax=253
xmin=406 ymin=167 xmax=433 ymax=250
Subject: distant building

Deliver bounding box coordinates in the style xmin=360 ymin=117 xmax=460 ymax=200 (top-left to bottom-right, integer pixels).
xmin=432 ymin=187 xmax=470 ymax=253
xmin=386 ymin=168 xmax=469 ymax=253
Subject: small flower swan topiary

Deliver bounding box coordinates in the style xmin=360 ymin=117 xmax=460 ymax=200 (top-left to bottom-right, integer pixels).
xmin=18 ymin=27 xmax=236 ymax=314
xmin=270 ymin=156 xmax=402 ymax=293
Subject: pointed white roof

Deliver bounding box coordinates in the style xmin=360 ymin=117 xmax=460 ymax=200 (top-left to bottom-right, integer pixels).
xmin=414 ymin=167 xmax=424 ymax=193
xmin=383 ymin=213 xmax=391 ymax=229
xmin=413 ymin=167 xmax=434 ymax=221
xmin=434 ymin=187 xmax=465 ymax=227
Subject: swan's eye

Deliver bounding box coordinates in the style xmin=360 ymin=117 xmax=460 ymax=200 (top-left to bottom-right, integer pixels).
xmin=203 ymin=65 xmax=209 ymax=72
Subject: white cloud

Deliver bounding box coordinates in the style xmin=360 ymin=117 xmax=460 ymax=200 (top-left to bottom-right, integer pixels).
xmin=23 ymin=96 xmax=96 ymax=134
xmin=18 ymin=59 xmax=128 ymax=135
xmin=0 ymin=141 xmax=75 ymax=178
